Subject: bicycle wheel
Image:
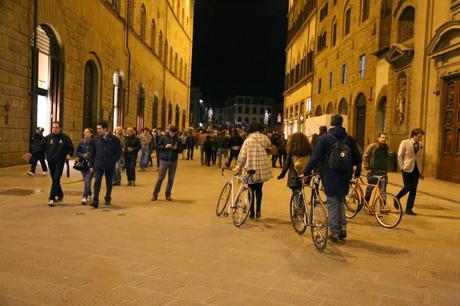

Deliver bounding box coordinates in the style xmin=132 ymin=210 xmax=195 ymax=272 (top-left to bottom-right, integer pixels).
xmin=345 ymin=185 xmax=361 ymax=219
xmin=232 ymin=187 xmax=252 ymax=227
xmin=374 ymin=192 xmax=403 ymax=228
xmin=216 ymin=181 xmax=231 ymax=216
xmin=310 ymin=198 xmax=328 ymax=251
xmin=289 ymin=192 xmax=307 ymax=235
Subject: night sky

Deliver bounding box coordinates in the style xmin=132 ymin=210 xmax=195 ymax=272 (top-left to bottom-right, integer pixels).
xmin=191 ymin=0 xmax=288 ymax=106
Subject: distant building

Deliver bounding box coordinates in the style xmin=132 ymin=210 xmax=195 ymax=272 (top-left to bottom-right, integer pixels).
xmin=224 ymin=96 xmax=277 ymax=127
xmin=190 ymin=87 xmax=205 ymax=128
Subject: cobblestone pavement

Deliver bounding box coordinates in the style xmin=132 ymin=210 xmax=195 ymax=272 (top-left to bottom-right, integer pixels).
xmin=0 ymin=159 xmax=459 ymax=306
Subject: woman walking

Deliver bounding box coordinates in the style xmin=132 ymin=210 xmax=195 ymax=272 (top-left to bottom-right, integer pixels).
xmin=76 ymin=128 xmax=95 ymax=205
xmin=277 ymin=132 xmax=312 ymax=194
xmin=113 ymin=126 xmax=125 ymax=185
xmin=234 ymin=122 xmax=273 ymax=219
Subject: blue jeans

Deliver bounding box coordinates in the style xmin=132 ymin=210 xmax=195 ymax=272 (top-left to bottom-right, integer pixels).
xmin=326 ymin=196 xmax=347 ymax=235
xmin=81 ymin=169 xmax=93 ymax=197
xmin=93 ymin=167 xmax=114 ymax=204
xmin=112 ymin=159 xmax=122 ymax=185
xmin=140 ymin=147 xmax=150 ymax=170
xmin=153 ymin=160 xmax=178 ymax=197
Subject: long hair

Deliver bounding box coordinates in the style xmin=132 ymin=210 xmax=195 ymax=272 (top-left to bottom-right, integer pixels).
xmin=287 ymin=132 xmax=312 ymax=157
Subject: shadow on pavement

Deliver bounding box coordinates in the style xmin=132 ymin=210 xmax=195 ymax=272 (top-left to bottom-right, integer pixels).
xmin=417 ymin=213 xmax=460 ymax=220
xmin=342 ymin=239 xmax=410 ymax=255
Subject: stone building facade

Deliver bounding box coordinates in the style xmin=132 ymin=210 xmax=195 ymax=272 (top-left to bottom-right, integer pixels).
xmin=0 ymin=0 xmax=194 ymax=167
xmin=283 ymin=0 xmax=316 ymax=136
xmin=284 ymin=0 xmax=460 ymax=183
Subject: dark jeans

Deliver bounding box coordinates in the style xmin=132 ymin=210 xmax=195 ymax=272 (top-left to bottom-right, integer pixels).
xmin=156 ymin=149 xmax=161 ymax=167
xmin=326 ymin=196 xmax=347 ymax=235
xmin=30 ymin=155 xmax=47 ymax=173
xmin=249 ymin=182 xmax=264 ymax=216
xmin=205 ymin=151 xmax=213 ymax=166
xmin=93 ymin=167 xmax=114 ymax=204
xmin=153 ymin=160 xmax=178 ymax=197
xmin=227 ymin=149 xmax=240 ymax=167
xmin=365 ymin=171 xmax=388 ymax=202
xmin=48 ymin=160 xmax=64 ymax=200
xmin=396 ymin=166 xmax=420 ymax=211
xmin=187 ymin=147 xmax=194 ymax=159
xmin=125 ymin=157 xmax=136 ymax=181
xmin=200 ymin=146 xmax=205 ymax=165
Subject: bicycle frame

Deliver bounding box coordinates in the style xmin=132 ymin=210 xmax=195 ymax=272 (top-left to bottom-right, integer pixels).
xmin=221 ymin=168 xmax=248 ymax=216
xmin=352 ymin=176 xmax=386 ymax=212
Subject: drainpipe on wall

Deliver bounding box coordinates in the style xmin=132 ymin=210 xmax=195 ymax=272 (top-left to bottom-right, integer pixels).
xmin=30 ymin=0 xmax=38 ymax=136
xmin=124 ymin=3 xmax=132 ymax=121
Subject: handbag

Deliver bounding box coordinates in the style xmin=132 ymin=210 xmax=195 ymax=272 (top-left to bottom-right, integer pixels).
xmin=73 ymin=159 xmax=87 ymax=171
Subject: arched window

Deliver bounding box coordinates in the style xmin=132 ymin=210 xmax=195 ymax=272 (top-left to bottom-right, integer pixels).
xmin=179 ymin=58 xmax=183 ymax=79
xmin=326 ymin=102 xmax=334 ymax=114
xmin=168 ymin=102 xmax=173 ymax=125
xmin=150 ymin=20 xmax=156 ymax=52
xmin=174 ymin=53 xmax=178 ymax=74
xmin=344 ymin=7 xmax=351 ymax=36
xmin=159 ymin=31 xmax=163 ymax=58
xmin=338 ymin=98 xmax=348 ymax=115
xmin=112 ymin=70 xmax=123 ymax=129
xmin=315 ymin=105 xmax=322 ymax=116
xmin=376 ymin=97 xmax=387 ymax=135
xmin=140 ymin=4 xmax=146 ymax=40
xmin=398 ymin=6 xmax=415 ymax=42
xmin=136 ymin=84 xmax=145 ymax=129
xmin=331 ymin=17 xmax=337 ymax=46
xmin=169 ymin=47 xmax=173 ymax=69
xmin=318 ymin=30 xmax=327 ymax=51
xmin=184 ymin=63 xmax=188 ymax=82
xmin=128 ymin=0 xmax=134 ymax=28
xmin=362 ymin=0 xmax=370 ymax=22
xmin=161 ymin=98 xmax=167 ymax=128
xmin=152 ymin=96 xmax=159 ymax=129
xmin=35 ymin=25 xmax=64 ymax=135
xmin=175 ymin=105 xmax=180 ymax=127
xmin=354 ymin=93 xmax=367 ymax=150
xmin=83 ymin=60 xmax=100 ymax=130
xmin=182 ymin=8 xmax=185 ymax=24
xmin=112 ymin=0 xmax=120 ymax=13
xmin=177 ymin=0 xmax=180 ymax=16
xmin=164 ymin=40 xmax=168 ymax=64
xmin=182 ymin=110 xmax=186 ymax=130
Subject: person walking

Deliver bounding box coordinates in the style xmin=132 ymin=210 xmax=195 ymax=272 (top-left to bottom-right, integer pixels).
xmin=395 ymin=128 xmax=425 ymax=215
xmin=179 ymin=132 xmax=187 ymax=160
xmin=151 ymin=126 xmax=184 ymax=201
xmin=303 ymin=114 xmax=361 ymax=242
xmin=76 ymin=128 xmax=95 ymax=205
xmin=203 ymin=135 xmax=213 ymax=166
xmin=90 ymin=121 xmax=121 ymax=208
xmin=277 ymin=132 xmax=312 ymax=194
xmin=27 ymin=127 xmax=48 ymax=176
xmin=112 ymin=126 xmax=125 ymax=186
xmin=362 ymin=133 xmax=390 ymax=203
xmin=234 ymin=122 xmax=273 ymax=219
xmin=139 ymin=128 xmax=152 ymax=171
xmin=24 ymin=121 xmax=74 ymax=206
xmin=226 ymin=129 xmax=243 ymax=168
xmin=186 ymin=131 xmax=196 ymax=160
xmin=216 ymin=131 xmax=230 ymax=168
xmin=199 ymin=131 xmax=207 ymax=165
xmin=124 ymin=127 xmax=141 ymax=186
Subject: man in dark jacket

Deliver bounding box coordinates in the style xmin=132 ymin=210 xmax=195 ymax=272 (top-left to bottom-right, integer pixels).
xmin=304 ymin=115 xmax=361 ymax=242
xmin=124 ymin=127 xmax=141 ymax=186
xmin=31 ymin=121 xmax=74 ymax=206
xmin=215 ymin=131 xmax=230 ymax=168
xmin=90 ymin=121 xmax=121 ymax=208
xmin=226 ymin=129 xmax=243 ymax=168
xmin=151 ymin=125 xmax=184 ymax=201
xmin=185 ymin=131 xmax=196 ymax=160
xmin=27 ymin=127 xmax=48 ymax=176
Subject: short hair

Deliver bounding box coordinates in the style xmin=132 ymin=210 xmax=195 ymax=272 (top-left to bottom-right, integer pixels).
xmin=97 ymin=121 xmax=109 ymax=130
xmin=410 ymin=128 xmax=425 ymax=137
xmin=248 ymin=121 xmax=263 ymax=133
xmin=377 ymin=132 xmax=388 ymax=138
xmin=169 ymin=125 xmax=178 ymax=133
xmin=330 ymin=114 xmax=343 ymax=127
xmin=319 ymin=125 xmax=328 ymax=134
xmin=52 ymin=121 xmax=62 ymax=128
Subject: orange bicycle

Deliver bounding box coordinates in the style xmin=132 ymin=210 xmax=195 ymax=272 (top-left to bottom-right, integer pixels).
xmin=345 ymin=176 xmax=402 ymax=228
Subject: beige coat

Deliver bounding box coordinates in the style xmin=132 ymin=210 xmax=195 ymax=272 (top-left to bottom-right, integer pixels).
xmin=397 ymin=139 xmax=423 ymax=173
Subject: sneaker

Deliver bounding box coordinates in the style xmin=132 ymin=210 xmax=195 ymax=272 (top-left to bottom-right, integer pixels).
xmin=104 ymin=200 xmax=111 ymax=206
xmin=48 ymin=199 xmax=55 ymax=207
xmin=42 ymin=171 xmax=48 ymax=176
xmin=55 ymin=197 xmax=63 ymax=203
xmin=131 ymin=181 xmax=136 ymax=186
xmin=329 ymin=232 xmax=339 ymax=242
xmin=91 ymin=201 xmax=98 ymax=209
xmin=166 ymin=196 xmax=172 ymax=201
xmin=405 ymin=210 xmax=417 ymax=216
xmin=27 ymin=172 xmax=35 ymax=177
xmin=151 ymin=195 xmax=158 ymax=201
xmin=339 ymin=230 xmax=347 ymax=240
xmin=127 ymin=181 xmax=132 ymax=186
xmin=81 ymin=197 xmax=87 ymax=205
xmin=256 ymin=211 xmax=261 ymax=219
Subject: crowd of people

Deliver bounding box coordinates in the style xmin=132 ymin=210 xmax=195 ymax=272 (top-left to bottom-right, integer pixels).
xmin=24 ymin=114 xmax=426 ymax=243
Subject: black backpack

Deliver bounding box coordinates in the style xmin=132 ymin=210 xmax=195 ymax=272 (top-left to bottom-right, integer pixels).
xmin=327 ymin=133 xmax=352 ymax=172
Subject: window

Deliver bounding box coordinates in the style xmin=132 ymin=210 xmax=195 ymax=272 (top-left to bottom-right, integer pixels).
xmin=238 ymin=106 xmax=242 ymax=113
xmin=332 ymin=19 xmax=337 ymax=46
xmin=174 ymin=53 xmax=178 ymax=74
xmin=359 ymin=54 xmax=366 ymax=78
xmin=169 ymin=47 xmax=173 ymax=69
xmin=159 ymin=31 xmax=163 ymax=58
xmin=112 ymin=0 xmax=120 ymax=13
xmin=320 ymin=3 xmax=328 ymax=21
xmin=362 ymin=0 xmax=370 ymax=21
xmin=318 ymin=78 xmax=322 ymax=94
xmin=140 ymin=4 xmax=146 ymax=40
xmin=318 ymin=31 xmax=327 ymax=51
xmin=252 ymin=107 xmax=257 ymax=114
xmin=398 ymin=6 xmax=415 ymax=42
xmin=326 ymin=102 xmax=334 ymax=114
xmin=179 ymin=58 xmax=183 ymax=79
xmin=164 ymin=40 xmax=168 ymax=64
xmin=136 ymin=84 xmax=145 ymax=129
xmin=245 ymin=107 xmax=249 ymax=113
xmin=338 ymin=98 xmax=348 ymax=115
xmin=344 ymin=8 xmax=351 ymax=35
xmin=342 ymin=64 xmax=348 ymax=84
xmin=328 ymin=72 xmax=333 ymax=89
xmin=128 ymin=0 xmax=134 ymax=28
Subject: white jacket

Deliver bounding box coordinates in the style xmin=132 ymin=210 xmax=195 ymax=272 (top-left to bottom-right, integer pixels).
xmin=397 ymin=139 xmax=423 ymax=173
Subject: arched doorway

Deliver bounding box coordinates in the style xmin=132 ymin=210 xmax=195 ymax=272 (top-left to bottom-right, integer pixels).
xmin=136 ymin=84 xmax=145 ymax=129
xmin=375 ymin=96 xmax=387 ymax=136
xmin=315 ymin=105 xmax=322 ymax=116
xmin=35 ymin=25 xmax=64 ymax=135
xmin=152 ymin=96 xmax=159 ymax=128
xmin=83 ymin=60 xmax=99 ymax=130
xmin=175 ymin=104 xmax=180 ymax=127
xmin=168 ymin=102 xmax=173 ymax=126
xmin=182 ymin=110 xmax=186 ymax=130
xmin=338 ymin=98 xmax=348 ymax=115
xmin=161 ymin=98 xmax=166 ymax=128
xmin=326 ymin=102 xmax=334 ymax=114
xmin=354 ymin=93 xmax=367 ymax=150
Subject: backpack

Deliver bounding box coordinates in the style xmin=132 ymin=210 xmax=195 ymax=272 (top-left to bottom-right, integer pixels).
xmin=327 ymin=133 xmax=352 ymax=172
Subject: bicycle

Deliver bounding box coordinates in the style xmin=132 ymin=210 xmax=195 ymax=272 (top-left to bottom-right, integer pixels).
xmin=216 ymin=168 xmax=255 ymax=227
xmin=345 ymin=176 xmax=402 ymax=228
xmin=289 ymin=174 xmax=328 ymax=251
